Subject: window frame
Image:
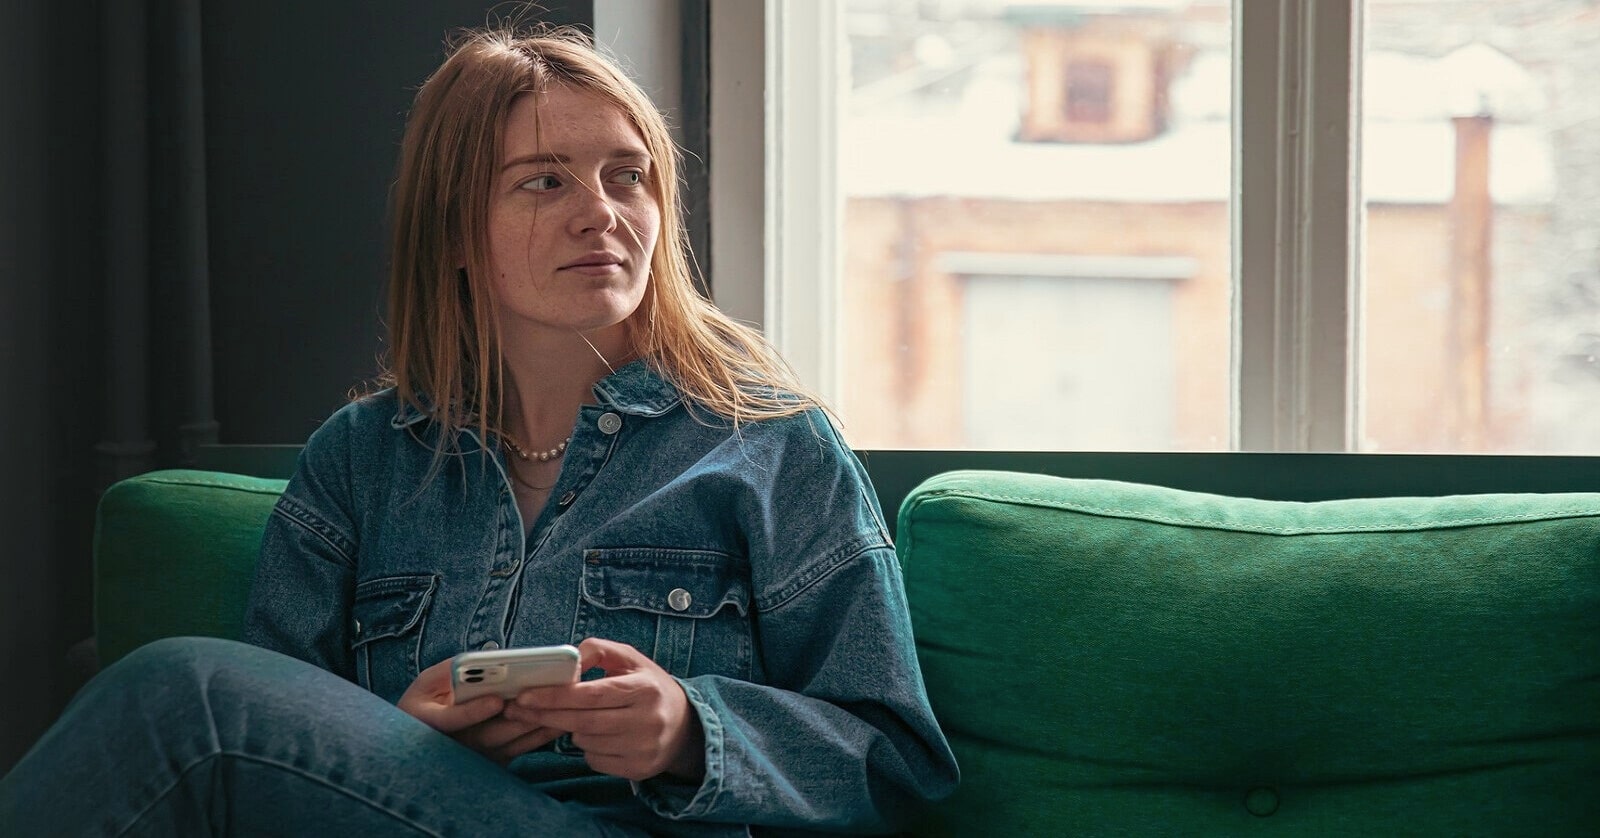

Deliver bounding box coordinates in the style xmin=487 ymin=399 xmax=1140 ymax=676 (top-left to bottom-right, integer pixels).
xmin=712 ymin=0 xmax=1365 ymax=453
xmin=1234 ymin=0 xmax=1360 ymax=451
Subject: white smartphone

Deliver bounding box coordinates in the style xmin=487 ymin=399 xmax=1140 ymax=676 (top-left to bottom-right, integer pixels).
xmin=450 ymin=644 xmax=582 ymax=703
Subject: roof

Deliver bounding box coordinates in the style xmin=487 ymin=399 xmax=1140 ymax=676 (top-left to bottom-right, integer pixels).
xmin=842 ymin=49 xmax=1555 ymax=205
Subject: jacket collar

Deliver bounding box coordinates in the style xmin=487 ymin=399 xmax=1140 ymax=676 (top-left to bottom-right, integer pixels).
xmin=590 ymin=359 xmax=682 ymax=417
xmin=389 ymin=359 xmax=681 ymax=430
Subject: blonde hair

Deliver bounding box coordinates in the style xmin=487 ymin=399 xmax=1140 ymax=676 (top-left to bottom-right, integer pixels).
xmin=381 ymin=24 xmax=820 ymax=454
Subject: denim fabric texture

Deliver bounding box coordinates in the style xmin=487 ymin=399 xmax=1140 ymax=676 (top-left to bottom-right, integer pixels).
xmin=241 ymin=360 xmax=959 ymax=833
xmin=0 ymin=637 xmax=654 ymax=837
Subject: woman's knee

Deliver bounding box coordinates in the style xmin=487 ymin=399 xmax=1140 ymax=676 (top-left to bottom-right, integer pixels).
xmin=112 ymin=636 xmax=383 ymax=729
xmin=90 ymin=636 xmax=295 ymax=724
xmin=110 ymin=635 xmax=253 ymax=688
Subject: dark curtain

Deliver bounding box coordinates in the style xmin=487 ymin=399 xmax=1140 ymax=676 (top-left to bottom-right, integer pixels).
xmin=0 ymin=0 xmax=594 ymax=774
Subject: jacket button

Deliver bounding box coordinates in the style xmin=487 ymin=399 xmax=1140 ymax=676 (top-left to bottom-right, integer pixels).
xmin=558 ymin=490 xmax=576 ymax=507
xmin=597 ymin=412 xmax=623 ymax=434
xmin=667 ymin=588 xmax=692 ymax=612
xmin=480 ymin=640 xmax=500 ymax=651
xmin=1244 ymin=787 xmax=1279 ymax=816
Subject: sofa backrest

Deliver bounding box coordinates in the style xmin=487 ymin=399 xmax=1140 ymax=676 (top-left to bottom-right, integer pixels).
xmin=897 ymin=470 xmax=1600 ymax=835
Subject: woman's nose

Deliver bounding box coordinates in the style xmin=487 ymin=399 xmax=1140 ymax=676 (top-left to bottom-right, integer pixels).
xmin=569 ymin=184 xmax=619 ymax=236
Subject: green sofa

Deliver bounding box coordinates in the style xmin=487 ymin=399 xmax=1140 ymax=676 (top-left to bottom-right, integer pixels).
xmin=92 ymin=453 xmax=1600 ymax=834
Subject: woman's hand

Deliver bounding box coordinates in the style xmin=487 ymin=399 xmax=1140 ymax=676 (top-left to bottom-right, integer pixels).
xmin=504 ymin=638 xmax=706 ymax=783
xmin=398 ymin=656 xmax=563 ymax=764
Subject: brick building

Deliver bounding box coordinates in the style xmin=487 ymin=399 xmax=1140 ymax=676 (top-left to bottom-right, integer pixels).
xmin=836 ymin=0 xmax=1559 ymax=452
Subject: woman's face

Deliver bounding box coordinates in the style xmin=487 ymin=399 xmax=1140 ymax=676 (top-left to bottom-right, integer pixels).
xmin=484 ymin=85 xmax=661 ymax=342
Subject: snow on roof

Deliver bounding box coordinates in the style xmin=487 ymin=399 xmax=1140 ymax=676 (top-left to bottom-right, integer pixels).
xmin=1170 ymin=49 xmax=1228 ymax=120
xmin=844 ymin=113 xmax=1228 ymax=202
xmin=1435 ymin=42 xmax=1546 ymax=117
xmin=843 ymin=112 xmax=1552 ymax=205
xmin=1362 ymin=121 xmax=1552 ymax=205
xmin=1175 ymin=44 xmax=1545 ymax=124
xmin=842 ymin=48 xmax=1554 ymax=205
xmin=1365 ymin=43 xmax=1544 ymax=121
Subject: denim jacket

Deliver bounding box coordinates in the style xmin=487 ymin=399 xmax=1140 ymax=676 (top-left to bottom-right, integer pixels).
xmin=242 ymin=360 xmax=958 ymax=834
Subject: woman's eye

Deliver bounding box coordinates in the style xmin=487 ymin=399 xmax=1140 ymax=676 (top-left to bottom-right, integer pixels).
xmin=610 ymin=170 xmax=643 ymax=186
xmin=522 ymin=175 xmax=561 ymax=192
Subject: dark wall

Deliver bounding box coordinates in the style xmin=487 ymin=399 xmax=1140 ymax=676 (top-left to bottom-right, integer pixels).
xmin=1 ymin=0 xmax=110 ymax=777
xmin=1 ymin=0 xmax=593 ymax=773
xmin=207 ymin=0 xmax=592 ymax=443
xmin=1 ymin=0 xmax=58 ymax=779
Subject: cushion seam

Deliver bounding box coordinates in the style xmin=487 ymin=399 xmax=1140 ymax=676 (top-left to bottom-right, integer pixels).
xmin=911 ymin=488 xmax=1600 ymax=535
xmin=129 ymin=475 xmax=287 ymax=495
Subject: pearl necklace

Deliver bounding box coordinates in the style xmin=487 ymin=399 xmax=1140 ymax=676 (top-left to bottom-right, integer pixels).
xmin=501 ymin=434 xmax=570 ymax=463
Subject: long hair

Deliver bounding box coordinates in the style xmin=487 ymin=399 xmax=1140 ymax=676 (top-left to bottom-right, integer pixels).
xmin=382 ymin=25 xmax=820 ymax=458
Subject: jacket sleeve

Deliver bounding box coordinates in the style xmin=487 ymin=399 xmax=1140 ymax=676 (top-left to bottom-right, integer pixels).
xmin=634 ymin=415 xmax=960 ymax=831
xmin=241 ymin=412 xmax=359 ymax=681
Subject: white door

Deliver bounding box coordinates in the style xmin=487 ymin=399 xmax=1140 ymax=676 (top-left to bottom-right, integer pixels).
xmin=963 ymin=274 xmax=1176 ymax=450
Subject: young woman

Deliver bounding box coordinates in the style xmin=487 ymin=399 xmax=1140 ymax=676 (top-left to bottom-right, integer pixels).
xmin=0 ymin=25 xmax=957 ymax=836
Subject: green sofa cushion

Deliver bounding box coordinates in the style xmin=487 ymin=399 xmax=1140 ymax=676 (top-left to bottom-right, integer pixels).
xmin=897 ymin=470 xmax=1600 ymax=835
xmin=93 ymin=470 xmax=286 ymax=666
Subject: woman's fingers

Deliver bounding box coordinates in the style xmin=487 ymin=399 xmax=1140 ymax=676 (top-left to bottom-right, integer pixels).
xmin=394 ymin=654 xmax=567 ymax=764
xmin=575 ymin=636 xmax=653 ymax=675
xmin=401 ymin=640 xmax=705 ymax=777
xmin=403 ymin=656 xmax=456 ymax=702
xmin=515 ymin=703 xmax=632 ymax=737
xmin=452 ymin=714 xmax=561 ymax=764
xmin=432 ymin=694 xmax=506 ymax=732
xmin=514 ymin=643 xmax=705 ymax=782
xmin=487 ymin=726 xmax=563 ymax=764
xmin=398 ymin=657 xmax=507 ymax=733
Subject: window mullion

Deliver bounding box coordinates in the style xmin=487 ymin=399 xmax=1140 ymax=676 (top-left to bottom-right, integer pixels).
xmin=1235 ymin=0 xmax=1358 ymax=452
xmin=764 ymin=0 xmax=841 ymax=399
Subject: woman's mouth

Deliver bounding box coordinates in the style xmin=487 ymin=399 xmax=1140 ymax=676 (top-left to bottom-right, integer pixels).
xmin=559 ymin=252 xmax=625 ymax=274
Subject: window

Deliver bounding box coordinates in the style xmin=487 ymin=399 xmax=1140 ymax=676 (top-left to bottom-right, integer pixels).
xmin=1358 ymin=1 xmax=1600 ymax=453
xmin=733 ymin=0 xmax=1600 ymax=454
xmin=1064 ymin=60 xmax=1114 ymax=125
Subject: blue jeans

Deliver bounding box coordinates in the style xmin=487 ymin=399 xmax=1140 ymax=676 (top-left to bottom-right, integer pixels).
xmin=0 ymin=637 xmax=656 ymax=837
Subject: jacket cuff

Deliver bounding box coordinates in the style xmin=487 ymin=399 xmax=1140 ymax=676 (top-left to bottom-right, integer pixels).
xmin=633 ymin=678 xmax=724 ymax=819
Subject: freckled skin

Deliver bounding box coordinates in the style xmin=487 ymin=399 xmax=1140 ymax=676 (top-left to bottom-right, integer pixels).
xmin=486 ymin=85 xmax=662 ymax=343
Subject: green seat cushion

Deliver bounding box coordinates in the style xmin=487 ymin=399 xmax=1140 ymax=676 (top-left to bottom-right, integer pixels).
xmin=897 ymin=470 xmax=1600 ymax=835
xmin=94 ymin=469 xmax=286 ymax=666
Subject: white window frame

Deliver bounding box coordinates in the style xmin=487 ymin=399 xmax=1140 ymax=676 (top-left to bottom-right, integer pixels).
xmin=711 ymin=0 xmax=1364 ymax=453
xmin=710 ymin=0 xmax=842 ymax=399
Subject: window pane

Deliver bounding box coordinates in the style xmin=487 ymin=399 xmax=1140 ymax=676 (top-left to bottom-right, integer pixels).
xmin=1359 ymin=0 xmax=1600 ymax=453
xmin=838 ymin=0 xmax=1234 ymax=450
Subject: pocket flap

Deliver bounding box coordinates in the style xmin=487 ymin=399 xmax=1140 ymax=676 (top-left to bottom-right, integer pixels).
xmin=580 ymin=548 xmax=749 ymax=618
xmin=351 ymin=574 xmax=438 ymax=647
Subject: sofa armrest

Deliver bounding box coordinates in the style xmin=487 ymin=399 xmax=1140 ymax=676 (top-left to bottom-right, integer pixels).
xmin=93 ymin=469 xmax=286 ymax=667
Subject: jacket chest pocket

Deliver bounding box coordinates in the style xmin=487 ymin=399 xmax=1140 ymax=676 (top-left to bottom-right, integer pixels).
xmin=576 ymin=548 xmax=752 ymax=680
xmin=350 ymin=574 xmax=438 ymax=702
